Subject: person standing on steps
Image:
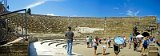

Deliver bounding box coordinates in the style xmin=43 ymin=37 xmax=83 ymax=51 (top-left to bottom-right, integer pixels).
xmin=65 ymin=26 xmax=74 ymax=55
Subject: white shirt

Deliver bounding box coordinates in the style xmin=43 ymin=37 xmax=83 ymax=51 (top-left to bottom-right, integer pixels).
xmin=86 ymin=37 xmax=90 ymax=42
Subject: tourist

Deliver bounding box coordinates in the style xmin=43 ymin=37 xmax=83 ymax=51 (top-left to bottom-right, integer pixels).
xmin=95 ymin=36 xmax=99 ymax=46
xmin=156 ymin=40 xmax=160 ymax=46
xmin=102 ymin=38 xmax=107 ymax=55
xmin=149 ymin=36 xmax=155 ymax=44
xmin=86 ymin=36 xmax=90 ymax=48
xmin=142 ymin=37 xmax=149 ymax=55
xmin=129 ymin=34 xmax=133 ymax=41
xmin=138 ymin=36 xmax=143 ymax=47
xmin=107 ymin=37 xmax=111 ymax=48
xmin=89 ymin=36 xmax=93 ymax=47
xmin=123 ymin=36 xmax=127 ymax=47
xmin=128 ymin=34 xmax=133 ymax=49
xmin=114 ymin=43 xmax=120 ymax=56
xmin=133 ymin=37 xmax=138 ymax=51
xmin=99 ymin=37 xmax=102 ymax=44
xmin=65 ymin=26 xmax=74 ymax=55
xmin=92 ymin=38 xmax=98 ymax=55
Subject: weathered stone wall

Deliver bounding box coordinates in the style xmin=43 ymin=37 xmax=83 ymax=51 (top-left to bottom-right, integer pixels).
xmin=0 ymin=42 xmax=28 ymax=56
xmin=5 ymin=13 xmax=157 ymax=38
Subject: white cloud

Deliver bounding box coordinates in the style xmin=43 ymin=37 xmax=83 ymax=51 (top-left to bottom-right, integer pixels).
xmin=134 ymin=11 xmax=139 ymax=16
xmin=25 ymin=0 xmax=63 ymax=9
xmin=46 ymin=13 xmax=56 ymax=16
xmin=113 ymin=7 xmax=119 ymax=10
xmin=126 ymin=10 xmax=140 ymax=16
xmin=25 ymin=1 xmax=45 ymax=9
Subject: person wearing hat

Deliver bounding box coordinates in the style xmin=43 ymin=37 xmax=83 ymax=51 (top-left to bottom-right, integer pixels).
xmin=141 ymin=37 xmax=149 ymax=55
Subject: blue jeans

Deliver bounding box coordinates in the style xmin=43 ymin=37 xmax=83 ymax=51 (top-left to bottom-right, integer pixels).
xmin=67 ymin=39 xmax=73 ymax=55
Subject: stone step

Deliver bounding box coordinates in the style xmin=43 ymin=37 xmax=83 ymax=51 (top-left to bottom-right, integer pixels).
xmin=0 ymin=42 xmax=28 ymax=56
xmin=49 ymin=43 xmax=60 ymax=48
xmin=0 ymin=52 xmax=28 ymax=55
xmin=0 ymin=50 xmax=27 ymax=53
xmin=149 ymin=44 xmax=156 ymax=46
xmin=48 ymin=42 xmax=58 ymax=46
xmin=57 ymin=44 xmax=67 ymax=48
xmin=149 ymin=46 xmax=158 ymax=50
xmin=56 ymin=43 xmax=65 ymax=47
xmin=148 ymin=50 xmax=159 ymax=56
xmin=0 ymin=46 xmax=28 ymax=50
xmin=40 ymin=40 xmax=55 ymax=44
xmin=63 ymin=45 xmax=67 ymax=49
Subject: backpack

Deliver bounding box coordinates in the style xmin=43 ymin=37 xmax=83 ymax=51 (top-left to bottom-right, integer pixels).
xmin=143 ymin=40 xmax=148 ymax=47
xmin=150 ymin=38 xmax=154 ymax=41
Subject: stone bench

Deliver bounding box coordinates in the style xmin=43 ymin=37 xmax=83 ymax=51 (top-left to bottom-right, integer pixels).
xmin=40 ymin=40 xmax=53 ymax=44
xmin=57 ymin=44 xmax=67 ymax=48
xmin=48 ymin=42 xmax=58 ymax=46
xmin=49 ymin=43 xmax=60 ymax=48
xmin=56 ymin=43 xmax=65 ymax=47
xmin=63 ymin=45 xmax=67 ymax=49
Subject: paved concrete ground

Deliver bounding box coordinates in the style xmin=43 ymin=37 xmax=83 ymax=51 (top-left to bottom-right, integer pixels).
xmin=29 ymin=40 xmax=82 ymax=56
xmin=4 ymin=38 xmax=159 ymax=56
xmin=73 ymin=43 xmax=142 ymax=56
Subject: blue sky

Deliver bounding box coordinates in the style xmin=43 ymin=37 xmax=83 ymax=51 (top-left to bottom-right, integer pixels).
xmin=6 ymin=0 xmax=160 ymax=21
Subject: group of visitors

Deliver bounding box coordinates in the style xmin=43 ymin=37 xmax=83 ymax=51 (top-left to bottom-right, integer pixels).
xmin=85 ymin=36 xmax=112 ymax=55
xmin=65 ymin=26 xmax=158 ymax=56
xmin=85 ymin=34 xmax=157 ymax=56
xmin=129 ymin=34 xmax=156 ymax=55
xmin=85 ymin=36 xmax=93 ymax=48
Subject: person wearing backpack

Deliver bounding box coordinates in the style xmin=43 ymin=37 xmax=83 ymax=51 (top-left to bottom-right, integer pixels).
xmin=142 ymin=37 xmax=149 ymax=55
